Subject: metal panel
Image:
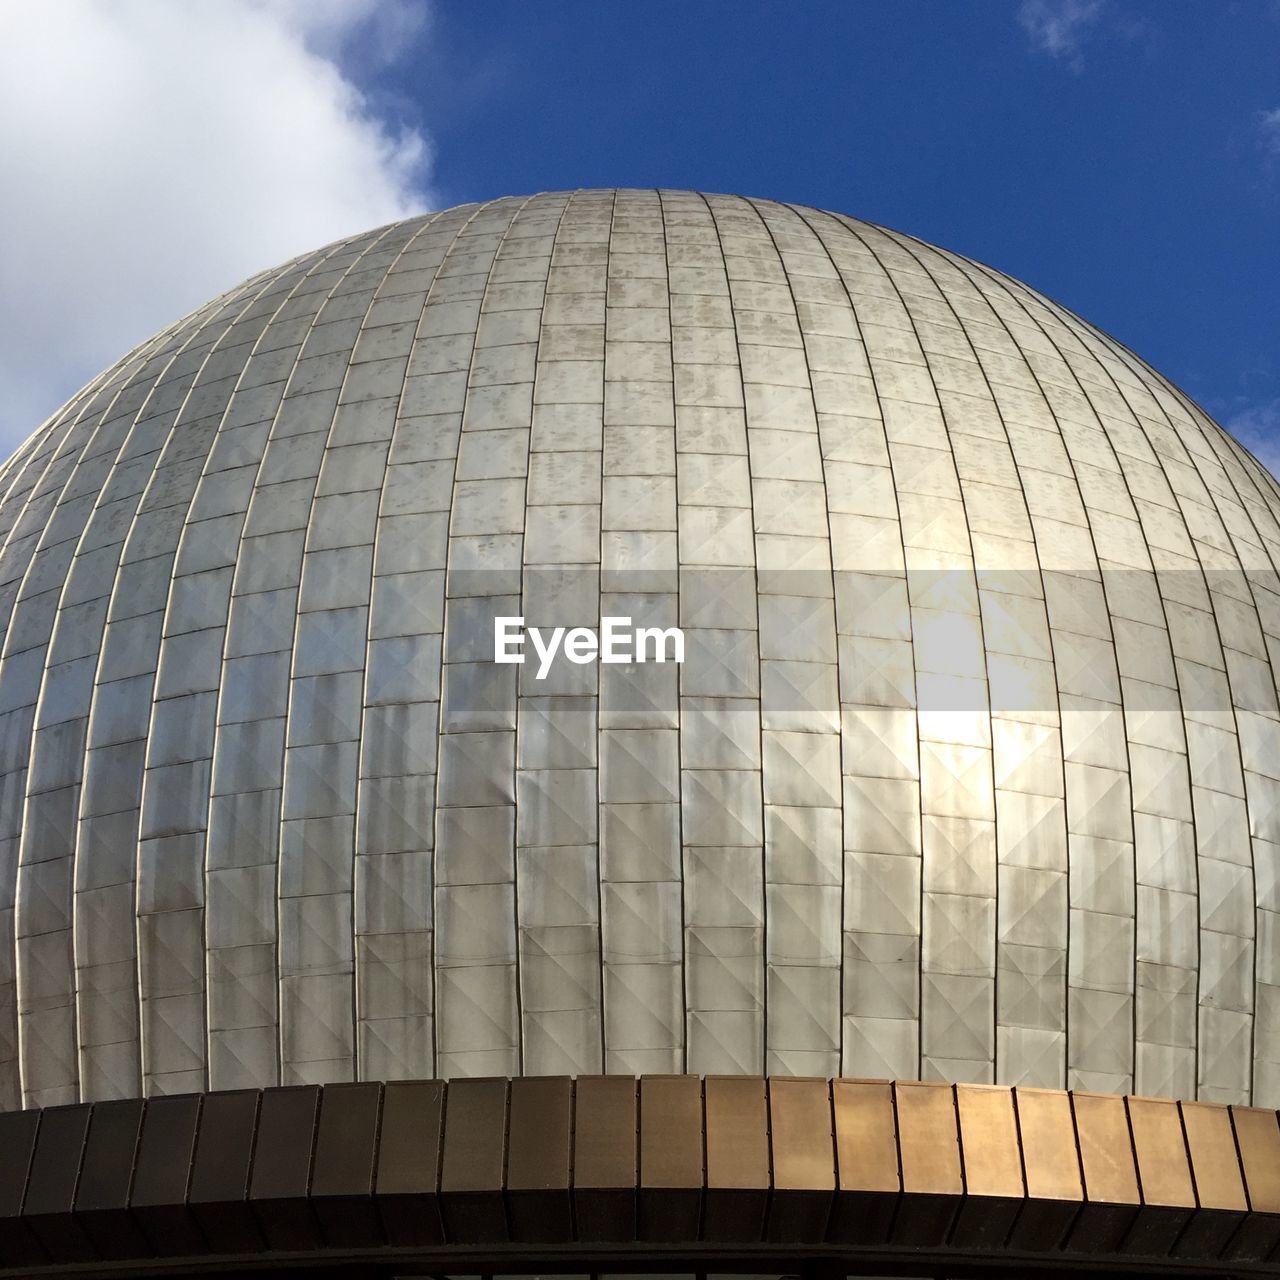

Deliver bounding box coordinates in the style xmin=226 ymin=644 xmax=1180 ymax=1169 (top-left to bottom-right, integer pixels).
xmin=1068 ymin=1090 xmax=1141 ymax=1253
xmin=1124 ymin=1094 xmax=1194 ymax=1255
xmin=73 ymin=1098 xmax=148 ymax=1259
xmin=21 ymin=1103 xmax=94 ymax=1261
xmin=573 ymin=1074 xmax=637 ymax=1242
xmin=894 ymin=1081 xmax=962 ymax=1245
xmin=1176 ymin=1099 xmax=1246 ymax=1257
xmin=0 ymin=1108 xmax=44 ymax=1264
xmin=374 ymin=1079 xmax=445 ymax=1245
xmin=953 ymin=1084 xmax=1024 ymax=1248
xmin=309 ymin=1081 xmax=382 ymax=1247
xmin=0 ymin=190 xmax=1277 ymax=1115
xmin=638 ymin=1074 xmax=702 ymax=1241
xmin=767 ymin=1076 xmax=834 ymax=1242
xmin=128 ymin=1094 xmax=203 ymax=1256
xmin=439 ymin=1077 xmax=508 ymax=1242
xmin=6 ymin=1073 xmax=1280 ymax=1269
xmin=830 ymin=1078 xmax=899 ymax=1244
xmin=187 ymin=1089 xmax=263 ymax=1253
xmin=505 ymin=1075 xmax=572 ymax=1242
xmin=703 ymin=1074 xmax=769 ymax=1241
xmin=248 ymin=1084 xmax=321 ymax=1249
xmin=1227 ymin=1105 xmax=1280 ymax=1261
xmin=1011 ymin=1085 xmax=1083 ymax=1249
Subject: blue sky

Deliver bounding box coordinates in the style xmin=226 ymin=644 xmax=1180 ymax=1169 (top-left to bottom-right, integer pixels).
xmin=2 ymin=0 xmax=1277 ymax=466
xmin=408 ymin=0 xmax=1280 ymax=462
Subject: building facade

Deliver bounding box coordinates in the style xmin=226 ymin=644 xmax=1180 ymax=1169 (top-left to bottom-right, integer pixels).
xmin=1 ymin=191 xmax=1279 ymax=1275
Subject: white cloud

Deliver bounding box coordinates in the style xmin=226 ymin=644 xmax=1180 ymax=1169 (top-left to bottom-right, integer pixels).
xmin=1018 ymin=0 xmax=1106 ymax=68
xmin=1226 ymin=398 xmax=1280 ymax=480
xmin=253 ymin=0 xmax=430 ymax=67
xmin=0 ymin=0 xmax=436 ymax=454
xmin=1260 ymin=107 xmax=1280 ymax=156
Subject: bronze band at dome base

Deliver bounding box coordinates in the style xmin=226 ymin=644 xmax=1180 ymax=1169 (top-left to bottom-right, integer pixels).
xmin=1 ymin=1075 xmax=1278 ymax=1277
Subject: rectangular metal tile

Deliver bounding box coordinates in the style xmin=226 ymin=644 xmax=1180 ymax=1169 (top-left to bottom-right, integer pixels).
xmin=0 ymin=1108 xmax=45 ymax=1266
xmin=22 ymin=1103 xmax=95 ymax=1263
xmin=766 ymin=1076 xmax=833 ymax=1243
xmin=1174 ymin=1100 xmax=1245 ymax=1260
xmin=638 ymin=1074 xmax=702 ymax=1241
xmin=310 ymin=1082 xmax=383 ymax=1247
xmin=505 ymin=1075 xmax=572 ymax=1243
xmin=129 ymin=1094 xmax=204 ymax=1257
xmin=248 ymin=1085 xmax=321 ymax=1250
xmin=1123 ymin=1095 xmax=1194 ymax=1257
xmin=893 ymin=1081 xmax=961 ymax=1247
xmin=830 ymin=1079 xmax=900 ymax=1245
xmin=74 ymin=1098 xmax=149 ymax=1260
xmin=374 ymin=1079 xmax=445 ymax=1245
xmin=952 ymin=1084 xmax=1023 ymax=1249
xmin=704 ymin=1075 xmax=769 ymax=1242
xmin=1227 ymin=1105 xmax=1280 ymax=1262
xmin=439 ymin=1077 xmax=509 ymax=1243
xmin=1066 ymin=1091 xmax=1140 ymax=1254
xmin=188 ymin=1089 xmax=264 ymax=1253
xmin=1010 ymin=1086 xmax=1082 ymax=1250
xmin=573 ymin=1074 xmax=637 ymax=1242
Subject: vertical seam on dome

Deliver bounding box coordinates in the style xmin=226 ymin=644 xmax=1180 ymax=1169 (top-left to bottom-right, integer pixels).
xmin=514 ymin=188 xmax=579 ymax=1074
xmin=310 ymin=206 xmax=453 ymax=1084
xmin=743 ymin=194 xmax=843 ymax=1078
xmin=787 ymin=204 xmax=922 ymax=1081
xmin=197 ymin=234 xmax=386 ymax=1090
xmin=601 ymin=185 xmax=620 ymax=1073
xmin=510 ymin=190 xmax=573 ymax=1077
xmin=0 ymin=337 xmax=153 ymax=518
xmin=1018 ymin=278 xmax=1269 ymax=1105
xmin=16 ymin=260 xmax=291 ymax=1104
xmin=995 ymin=272 xmax=1241 ymax=1103
xmin=422 ymin=196 xmax=515 ymax=1078
xmin=872 ymin=223 xmax=1077 ymax=1094
xmin=338 ymin=201 xmax=492 ymax=1083
xmin=304 ymin=210 xmax=462 ymax=1085
xmin=1054 ymin=306 xmax=1255 ymax=1102
xmin=144 ymin=238 xmax=350 ymax=1090
xmin=276 ymin=217 xmax=433 ymax=1086
xmin=350 ymin=207 xmax=460 ymax=1080
xmin=1044 ymin=297 xmax=1280 ymax=509
xmin=0 ymin=316 xmax=213 ymax=1107
xmin=433 ymin=192 xmax=543 ymax=1078
xmin=833 ymin=215 xmax=1002 ymax=1087
xmin=657 ymin=186 xmax=690 ymax=1076
xmin=0 ymin=310 xmax=201 ymax=633
xmin=139 ymin=240 xmax=353 ymax=1096
xmin=350 ymin=204 xmax=465 ymax=1085
xmin=184 ymin=235 xmax=370 ymax=1095
xmin=0 ymin=354 xmax=154 ymax=655
xmin=941 ymin=248 xmax=1146 ymax=1096
xmin=196 ymin=225 xmax=416 ymax=1092
xmin=956 ymin=246 xmax=1208 ymax=1101
xmin=1157 ymin=377 xmax=1280 ymax=1104
xmin=696 ymin=190 xmax=768 ymax=1075
xmin=32 ymin=282 xmax=276 ymax=1103
xmin=210 ymin=213 xmax=449 ymax=1091
xmin=115 ymin=254 xmax=330 ymax=1098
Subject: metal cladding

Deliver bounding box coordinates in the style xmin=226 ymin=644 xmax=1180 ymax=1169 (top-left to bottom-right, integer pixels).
xmin=0 ymin=190 xmax=1278 ymax=1110
xmin=0 ymin=1077 xmax=1277 ymax=1273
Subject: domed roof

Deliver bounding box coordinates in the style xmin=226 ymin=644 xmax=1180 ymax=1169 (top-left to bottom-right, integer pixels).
xmin=0 ymin=190 xmax=1276 ymax=1111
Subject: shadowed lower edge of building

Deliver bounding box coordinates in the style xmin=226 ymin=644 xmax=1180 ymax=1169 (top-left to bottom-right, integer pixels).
xmin=0 ymin=1074 xmax=1279 ymax=1277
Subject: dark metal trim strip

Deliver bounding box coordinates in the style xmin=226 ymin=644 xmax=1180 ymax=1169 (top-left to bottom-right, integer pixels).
xmin=0 ymin=1076 xmax=1278 ymax=1275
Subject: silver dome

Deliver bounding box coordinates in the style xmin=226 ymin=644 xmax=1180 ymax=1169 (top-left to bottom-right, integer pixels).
xmin=1 ymin=190 xmax=1277 ymax=1110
